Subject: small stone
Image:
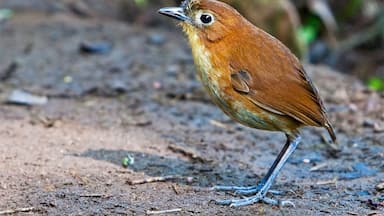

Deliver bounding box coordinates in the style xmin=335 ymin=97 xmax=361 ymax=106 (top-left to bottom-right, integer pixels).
xmin=153 ymin=81 xmax=162 ymax=89
xmin=107 ymin=79 xmax=128 ymax=93
xmin=376 ymin=182 xmax=384 ymax=191
xmin=309 ymin=41 xmax=329 ymax=64
xmin=349 ymin=104 xmax=358 ymax=112
xmin=373 ymin=123 xmax=384 ymax=133
xmin=166 ymin=64 xmax=179 ymax=77
xmin=363 ymin=119 xmax=376 ymax=127
xmin=79 ymin=41 xmax=113 ymax=54
xmin=7 ymin=89 xmax=48 ymax=106
xmin=186 ymin=177 xmax=193 ymax=183
xmin=69 ymin=1 xmax=94 ymax=17
xmin=63 ymin=75 xmax=73 ymax=83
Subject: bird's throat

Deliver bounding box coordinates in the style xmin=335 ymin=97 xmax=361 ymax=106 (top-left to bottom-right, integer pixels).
xmin=183 ymin=26 xmax=234 ymax=114
xmin=184 ymin=27 xmax=217 ymax=87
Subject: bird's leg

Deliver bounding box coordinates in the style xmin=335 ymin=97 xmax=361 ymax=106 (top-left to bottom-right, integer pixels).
xmin=214 ymin=134 xmax=301 ymax=207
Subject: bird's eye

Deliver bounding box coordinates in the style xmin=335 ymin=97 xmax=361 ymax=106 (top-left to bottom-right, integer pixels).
xmin=200 ymin=13 xmax=214 ymax=25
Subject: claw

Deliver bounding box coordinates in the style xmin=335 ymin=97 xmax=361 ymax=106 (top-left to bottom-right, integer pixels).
xmin=215 ymin=192 xmax=279 ymax=207
xmin=232 ymin=197 xmax=277 ymax=207
xmin=215 ymin=195 xmax=293 ymax=207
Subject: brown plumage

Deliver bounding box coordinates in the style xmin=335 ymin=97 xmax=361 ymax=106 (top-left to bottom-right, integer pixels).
xmin=228 ymin=29 xmax=336 ymax=140
xmin=181 ymin=0 xmax=335 ymax=140
xmin=159 ymin=0 xmax=336 ymax=207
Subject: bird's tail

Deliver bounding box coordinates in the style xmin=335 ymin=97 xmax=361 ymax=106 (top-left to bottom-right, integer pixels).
xmin=325 ymin=122 xmax=336 ymax=143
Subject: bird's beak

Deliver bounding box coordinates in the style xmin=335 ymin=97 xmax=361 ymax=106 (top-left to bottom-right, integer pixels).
xmin=158 ymin=7 xmax=190 ymax=22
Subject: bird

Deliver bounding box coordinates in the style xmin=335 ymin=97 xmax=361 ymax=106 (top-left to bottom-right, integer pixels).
xmin=158 ymin=0 xmax=336 ymax=207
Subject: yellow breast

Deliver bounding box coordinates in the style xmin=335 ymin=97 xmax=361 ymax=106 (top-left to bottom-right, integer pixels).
xmin=186 ymin=31 xmax=231 ymax=109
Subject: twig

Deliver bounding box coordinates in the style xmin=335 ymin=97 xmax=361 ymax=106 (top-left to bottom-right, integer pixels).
xmin=316 ymin=178 xmax=338 ymax=185
xmin=209 ymin=119 xmax=230 ymax=129
xmin=146 ymin=208 xmax=182 ymax=215
xmin=0 ymin=61 xmax=18 ymax=81
xmin=0 ymin=207 xmax=35 ymax=215
xmin=70 ymin=171 xmax=90 ymax=185
xmin=310 ymin=162 xmax=329 ymax=172
xmin=79 ymin=194 xmax=105 ymax=198
xmin=115 ymin=169 xmax=134 ymax=174
xmin=171 ymin=184 xmax=180 ymax=194
xmin=127 ymin=175 xmax=186 ymax=185
xmin=168 ymin=144 xmax=210 ymax=163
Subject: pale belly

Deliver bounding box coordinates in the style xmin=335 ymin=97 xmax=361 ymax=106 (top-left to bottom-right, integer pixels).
xmin=198 ymin=68 xmax=279 ymax=131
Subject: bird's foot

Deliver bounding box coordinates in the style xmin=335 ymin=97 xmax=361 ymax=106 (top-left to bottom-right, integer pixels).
xmin=212 ymin=185 xmax=281 ymax=196
xmin=212 ymin=185 xmax=260 ymax=195
xmin=215 ymin=192 xmax=295 ymax=207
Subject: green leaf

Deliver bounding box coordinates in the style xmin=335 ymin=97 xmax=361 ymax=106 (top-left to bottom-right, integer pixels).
xmin=122 ymin=154 xmax=135 ymax=168
xmin=367 ymin=77 xmax=384 ymax=91
xmin=298 ymin=26 xmax=317 ymax=45
xmin=297 ymin=15 xmax=322 ymax=45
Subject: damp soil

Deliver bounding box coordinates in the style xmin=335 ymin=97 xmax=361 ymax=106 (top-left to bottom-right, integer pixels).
xmin=0 ymin=13 xmax=383 ymax=215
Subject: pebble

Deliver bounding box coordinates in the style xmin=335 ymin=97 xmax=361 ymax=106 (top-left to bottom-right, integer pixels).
xmin=7 ymin=89 xmax=48 ymax=106
xmin=376 ymin=182 xmax=384 ymax=191
xmin=79 ymin=41 xmax=113 ymax=54
xmin=107 ymin=79 xmax=128 ymax=93
xmin=153 ymin=81 xmax=162 ymax=89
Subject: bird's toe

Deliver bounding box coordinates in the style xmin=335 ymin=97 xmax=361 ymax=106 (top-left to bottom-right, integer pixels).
xmin=212 ymin=185 xmax=259 ymax=192
xmin=214 ymin=191 xmax=296 ymax=207
xmin=213 ymin=185 xmax=282 ymax=196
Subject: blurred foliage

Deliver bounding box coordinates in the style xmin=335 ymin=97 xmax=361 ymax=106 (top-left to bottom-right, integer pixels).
xmin=367 ymin=77 xmax=384 ymax=91
xmin=338 ymin=0 xmax=362 ymax=20
xmin=1 ymin=0 xmax=382 ymax=90
xmin=163 ymin=0 xmax=381 ymax=91
xmin=134 ymin=0 xmax=148 ymax=8
xmin=125 ymin=0 xmax=384 ymax=91
xmin=128 ymin=0 xmax=383 ymax=59
xmin=298 ymin=15 xmax=322 ymax=46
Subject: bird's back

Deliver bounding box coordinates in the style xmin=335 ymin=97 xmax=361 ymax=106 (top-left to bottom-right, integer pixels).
xmin=230 ymin=21 xmax=336 ymax=140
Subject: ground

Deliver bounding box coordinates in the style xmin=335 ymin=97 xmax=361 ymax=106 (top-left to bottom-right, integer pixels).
xmin=0 ymin=13 xmax=383 ymax=215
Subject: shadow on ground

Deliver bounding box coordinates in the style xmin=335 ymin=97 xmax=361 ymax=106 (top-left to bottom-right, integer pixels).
xmin=78 ymin=149 xmax=261 ymax=188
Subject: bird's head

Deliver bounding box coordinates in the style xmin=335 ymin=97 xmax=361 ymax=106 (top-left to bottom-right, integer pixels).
xmin=158 ymin=0 xmax=244 ymax=42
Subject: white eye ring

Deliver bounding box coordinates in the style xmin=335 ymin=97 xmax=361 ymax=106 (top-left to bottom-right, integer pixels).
xmin=196 ymin=11 xmax=215 ymax=26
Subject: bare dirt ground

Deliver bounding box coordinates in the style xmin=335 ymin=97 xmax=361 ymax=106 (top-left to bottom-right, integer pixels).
xmin=0 ymin=13 xmax=383 ymax=215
